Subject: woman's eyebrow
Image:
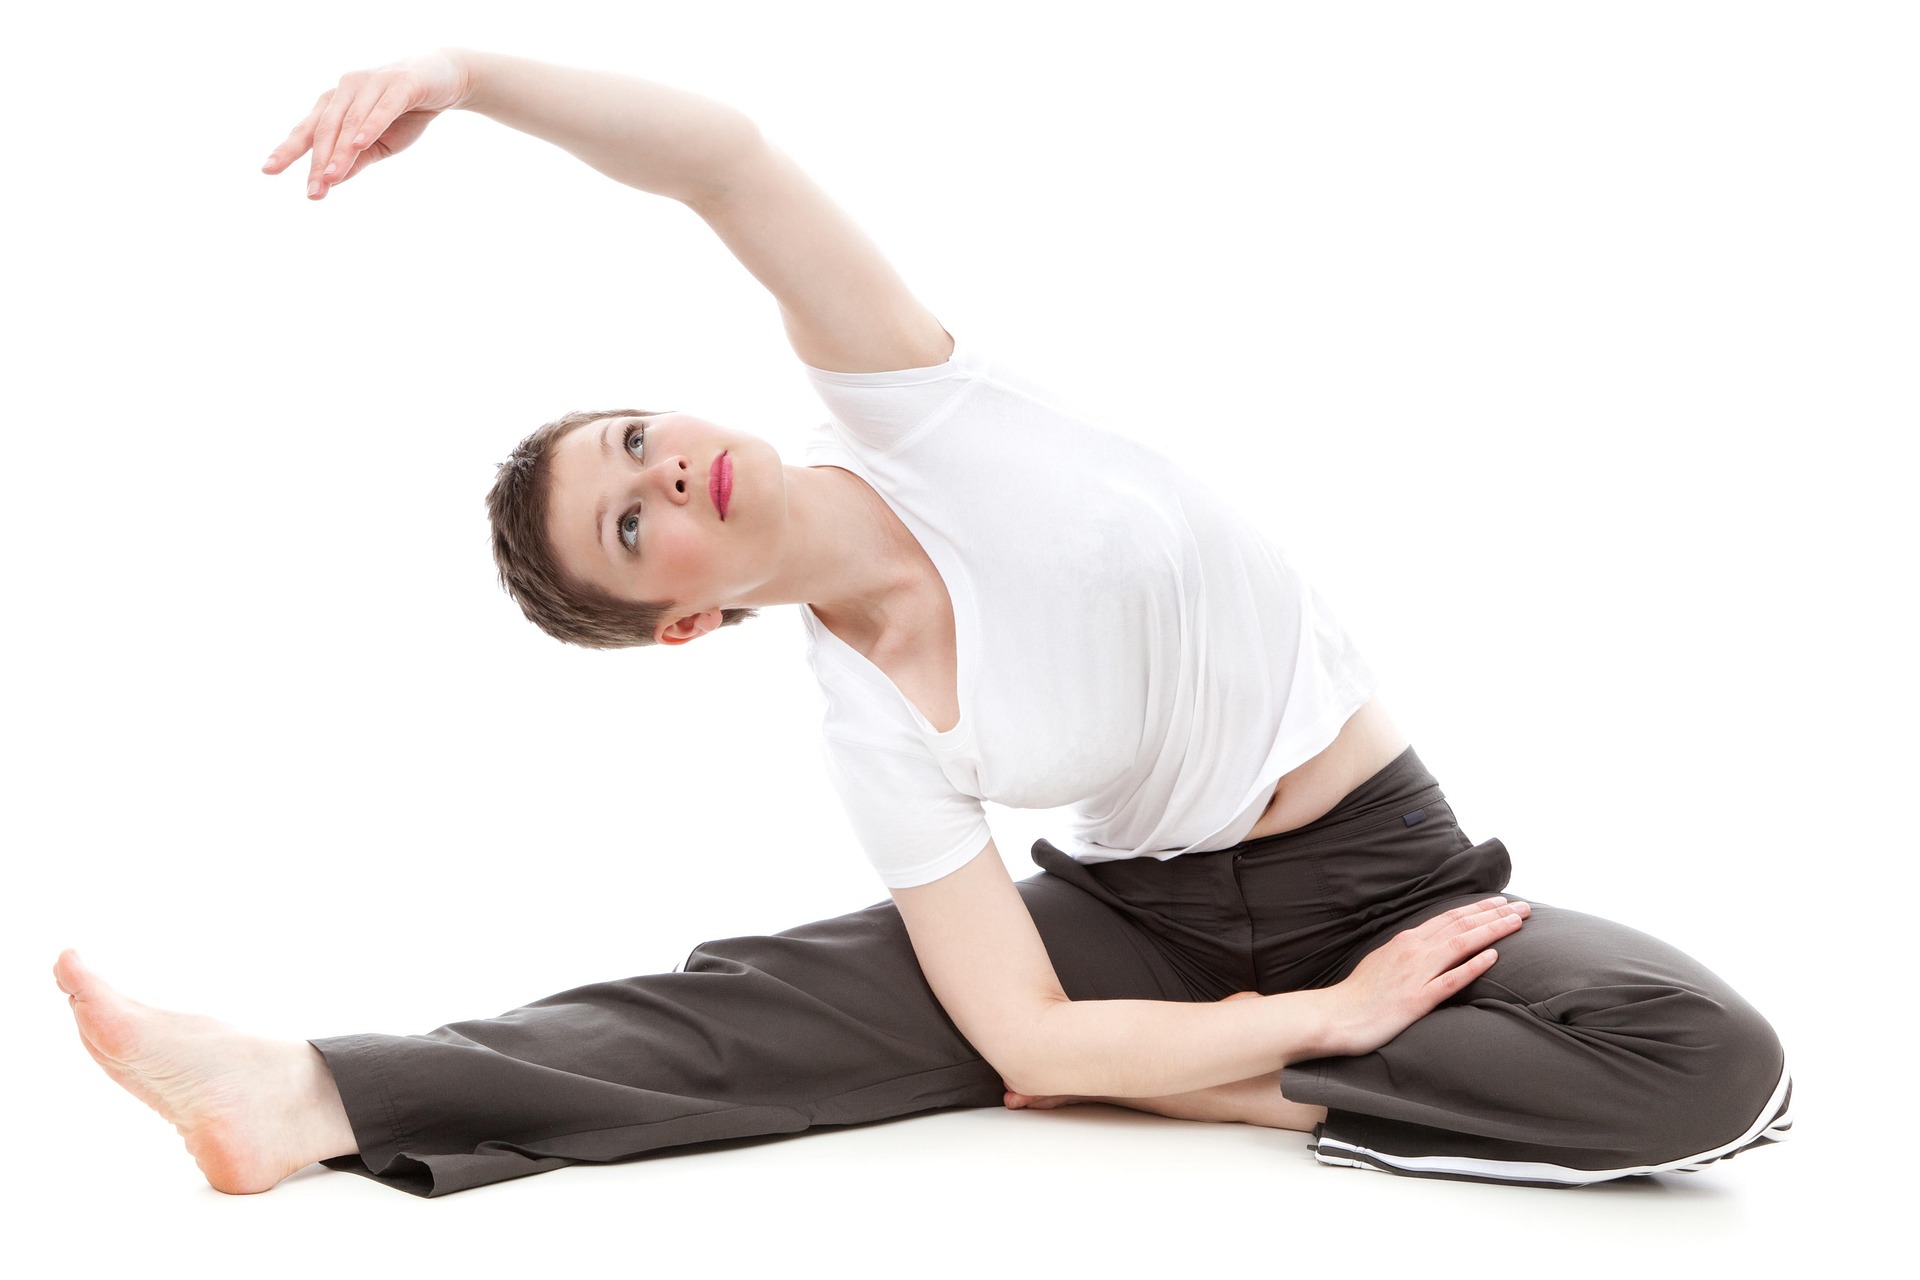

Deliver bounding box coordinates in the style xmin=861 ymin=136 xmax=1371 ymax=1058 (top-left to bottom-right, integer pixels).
xmin=593 ymin=419 xmax=631 ymax=558
xmin=587 ymin=422 xmax=618 ymax=556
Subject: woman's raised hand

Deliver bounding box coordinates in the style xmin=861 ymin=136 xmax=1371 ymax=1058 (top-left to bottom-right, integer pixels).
xmin=262 ymin=50 xmax=474 ymax=199
xmin=1318 ymin=896 xmax=1529 ymax=1058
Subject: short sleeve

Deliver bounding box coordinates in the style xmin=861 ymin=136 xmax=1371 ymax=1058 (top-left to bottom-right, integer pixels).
xmin=800 ymin=338 xmax=985 ymax=454
xmin=818 ymin=734 xmax=992 ymax=889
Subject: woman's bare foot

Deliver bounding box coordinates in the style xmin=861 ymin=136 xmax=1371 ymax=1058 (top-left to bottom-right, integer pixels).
xmin=1003 ymin=992 xmax=1330 ymax=1132
xmin=53 ymin=949 xmax=357 ymax=1194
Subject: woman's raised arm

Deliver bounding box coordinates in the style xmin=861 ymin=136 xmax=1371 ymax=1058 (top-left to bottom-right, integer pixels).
xmin=264 ymin=49 xmax=949 ymax=373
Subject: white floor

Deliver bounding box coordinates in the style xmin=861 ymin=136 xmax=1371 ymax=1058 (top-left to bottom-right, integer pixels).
xmin=17 ymin=1048 xmax=1872 ymax=1278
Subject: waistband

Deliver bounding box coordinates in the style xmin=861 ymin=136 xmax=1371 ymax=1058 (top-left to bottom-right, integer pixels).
xmin=1218 ymin=745 xmax=1441 ymax=857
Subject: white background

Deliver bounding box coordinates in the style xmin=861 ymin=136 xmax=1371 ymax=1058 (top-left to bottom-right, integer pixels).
xmin=5 ymin=1 xmax=1913 ymax=1273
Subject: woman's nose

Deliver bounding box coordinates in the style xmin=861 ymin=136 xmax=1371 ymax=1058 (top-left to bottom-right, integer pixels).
xmin=650 ymin=455 xmax=693 ymax=504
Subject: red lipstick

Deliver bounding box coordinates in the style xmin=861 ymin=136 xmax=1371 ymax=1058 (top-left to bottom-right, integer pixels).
xmin=710 ymin=451 xmax=733 ymax=520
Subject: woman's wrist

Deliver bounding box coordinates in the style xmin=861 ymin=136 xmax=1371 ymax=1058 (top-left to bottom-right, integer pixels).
xmin=440 ymin=47 xmax=489 ymax=114
xmin=1271 ymin=987 xmax=1351 ymax=1063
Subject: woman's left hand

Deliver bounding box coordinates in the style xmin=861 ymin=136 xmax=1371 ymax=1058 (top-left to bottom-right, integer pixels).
xmin=262 ymin=49 xmax=474 ymax=199
xmin=1313 ymin=895 xmax=1530 ymax=1058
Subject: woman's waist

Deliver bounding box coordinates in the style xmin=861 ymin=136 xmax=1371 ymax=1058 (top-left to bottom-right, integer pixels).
xmin=1240 ymin=698 xmax=1412 ymax=842
xmin=1054 ymin=698 xmax=1415 ymax=863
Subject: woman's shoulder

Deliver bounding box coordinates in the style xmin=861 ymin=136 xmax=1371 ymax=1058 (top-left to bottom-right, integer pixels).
xmin=798 ymin=332 xmax=984 ymax=453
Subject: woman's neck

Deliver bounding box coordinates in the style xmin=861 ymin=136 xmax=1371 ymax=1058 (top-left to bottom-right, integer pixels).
xmin=738 ymin=464 xmax=932 ymax=642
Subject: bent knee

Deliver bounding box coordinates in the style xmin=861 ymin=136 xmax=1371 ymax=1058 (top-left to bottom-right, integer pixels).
xmin=1633 ymin=989 xmax=1787 ymax=1164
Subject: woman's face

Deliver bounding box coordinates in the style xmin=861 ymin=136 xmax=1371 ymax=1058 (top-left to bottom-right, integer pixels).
xmin=543 ymin=411 xmax=788 ymax=638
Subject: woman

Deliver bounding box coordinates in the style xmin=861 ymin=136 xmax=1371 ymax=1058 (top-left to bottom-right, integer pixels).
xmin=54 ymin=48 xmax=1789 ymax=1197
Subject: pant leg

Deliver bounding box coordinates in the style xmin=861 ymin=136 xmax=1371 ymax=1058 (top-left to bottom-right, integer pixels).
xmin=313 ymin=870 xmax=1189 ymax=1197
xmin=1283 ymin=897 xmax=1793 ymax=1184
xmin=1065 ymin=746 xmax=1791 ymax=1186
xmin=1228 ymin=748 xmax=1791 ymax=1184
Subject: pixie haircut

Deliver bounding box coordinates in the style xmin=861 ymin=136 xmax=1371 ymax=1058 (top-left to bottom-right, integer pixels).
xmin=485 ymin=408 xmax=756 ymax=649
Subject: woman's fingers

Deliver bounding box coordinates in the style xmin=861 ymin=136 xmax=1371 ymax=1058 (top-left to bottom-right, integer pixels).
xmin=322 ymin=76 xmax=409 ymax=186
xmin=303 ymin=78 xmax=435 ymax=198
xmin=1416 ymin=902 xmax=1528 ymax=1002
xmin=1454 ymin=900 xmax=1529 ymax=936
xmin=1329 ymin=898 xmax=1531 ymax=1056
xmin=349 ymin=83 xmax=415 ymax=154
xmin=268 ymin=54 xmax=468 ymax=198
xmin=1409 ymin=896 xmax=1507 ymax=938
xmin=1437 ymin=904 xmax=1528 ymax=964
xmin=1409 ymin=896 xmax=1527 ymax=947
xmin=1426 ymin=947 xmax=1501 ymax=1003
xmin=1390 ymin=898 xmax=1527 ymax=994
xmin=306 ymin=75 xmax=366 ymax=196
xmin=262 ymin=95 xmax=329 ymax=175
xmin=305 ymin=71 xmax=400 ymax=197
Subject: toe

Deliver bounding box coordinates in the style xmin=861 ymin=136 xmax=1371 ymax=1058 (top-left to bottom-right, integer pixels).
xmin=54 ymin=948 xmax=84 ymax=997
xmin=54 ymin=948 xmax=106 ymax=1002
xmin=57 ymin=954 xmax=145 ymax=1061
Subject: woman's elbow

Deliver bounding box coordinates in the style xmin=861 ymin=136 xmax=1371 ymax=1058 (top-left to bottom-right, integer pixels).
xmin=992 ymin=1032 xmax=1087 ymax=1098
xmin=980 ymin=1018 xmax=1076 ymax=1098
xmin=998 ymin=1065 xmax=1058 ymax=1099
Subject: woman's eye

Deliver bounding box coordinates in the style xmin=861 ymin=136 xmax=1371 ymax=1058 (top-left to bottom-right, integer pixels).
xmin=620 ymin=512 xmax=640 ymax=551
xmin=626 ymin=422 xmax=647 ymax=460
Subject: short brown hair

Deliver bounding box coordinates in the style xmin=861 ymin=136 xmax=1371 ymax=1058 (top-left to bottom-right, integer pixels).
xmin=485 ymin=408 xmax=756 ymax=648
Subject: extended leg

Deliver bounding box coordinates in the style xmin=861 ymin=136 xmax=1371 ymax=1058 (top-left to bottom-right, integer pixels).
xmin=311 ymin=872 xmax=1189 ymax=1195
xmin=56 ymin=874 xmax=1185 ymax=1197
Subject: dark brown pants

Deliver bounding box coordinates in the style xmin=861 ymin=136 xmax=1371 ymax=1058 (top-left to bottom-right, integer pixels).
xmin=313 ymin=749 xmax=1789 ymax=1195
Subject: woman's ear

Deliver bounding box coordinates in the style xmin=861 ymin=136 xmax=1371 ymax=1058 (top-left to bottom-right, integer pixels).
xmin=655 ymin=609 xmax=724 ymax=647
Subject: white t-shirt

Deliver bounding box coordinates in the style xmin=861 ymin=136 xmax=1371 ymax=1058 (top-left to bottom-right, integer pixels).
xmin=801 ymin=338 xmax=1376 ymax=889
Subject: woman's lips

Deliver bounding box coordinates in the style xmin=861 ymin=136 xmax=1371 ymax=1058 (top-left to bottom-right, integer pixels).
xmin=710 ymin=450 xmax=733 ymax=520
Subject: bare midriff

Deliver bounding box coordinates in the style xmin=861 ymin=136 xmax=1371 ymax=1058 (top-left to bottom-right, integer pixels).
xmin=1239 ymin=698 xmax=1410 ymax=841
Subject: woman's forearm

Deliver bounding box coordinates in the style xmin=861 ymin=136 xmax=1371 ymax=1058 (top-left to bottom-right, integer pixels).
xmin=1016 ymin=989 xmax=1339 ymax=1100
xmin=1015 ymin=895 xmax=1526 ymax=1098
xmin=455 ymin=49 xmax=764 ymax=205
